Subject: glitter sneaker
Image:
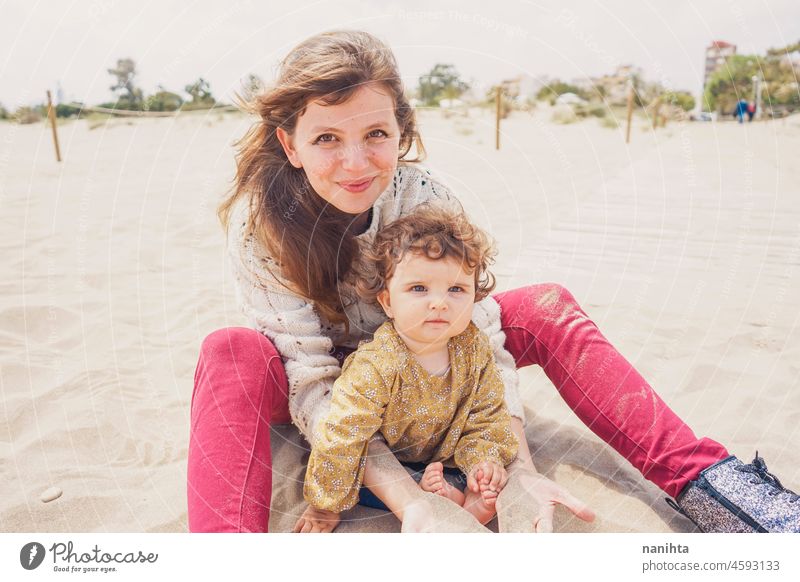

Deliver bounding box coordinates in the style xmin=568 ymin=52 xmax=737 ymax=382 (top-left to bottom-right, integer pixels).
xmin=667 ymin=453 xmax=800 ymax=532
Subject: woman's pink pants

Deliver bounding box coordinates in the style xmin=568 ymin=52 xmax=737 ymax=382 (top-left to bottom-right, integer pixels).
xmin=187 ymin=284 xmax=728 ymax=532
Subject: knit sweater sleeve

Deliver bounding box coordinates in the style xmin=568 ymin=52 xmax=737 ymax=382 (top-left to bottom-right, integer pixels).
xmin=470 ymin=295 xmax=525 ymax=423
xmin=226 ymin=208 xmax=339 ymax=444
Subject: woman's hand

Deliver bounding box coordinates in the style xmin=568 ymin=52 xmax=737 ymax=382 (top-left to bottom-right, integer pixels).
xmin=496 ymin=464 xmax=596 ymax=533
xmin=292 ymin=505 xmax=341 ymax=533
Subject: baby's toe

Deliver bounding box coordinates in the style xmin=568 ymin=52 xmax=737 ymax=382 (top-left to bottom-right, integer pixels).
xmin=421 ymin=463 xmax=447 ymax=493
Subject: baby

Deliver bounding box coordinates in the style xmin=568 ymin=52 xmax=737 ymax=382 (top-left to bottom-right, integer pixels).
xmin=303 ymin=203 xmax=518 ymax=528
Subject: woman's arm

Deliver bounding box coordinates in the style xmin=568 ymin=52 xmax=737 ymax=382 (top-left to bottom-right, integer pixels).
xmin=362 ymin=439 xmax=489 ymax=533
xmin=226 ymin=208 xmax=341 ymax=442
xmin=508 ymin=416 xmax=536 ymax=472
xmin=496 ymin=416 xmax=596 ymax=532
xmin=361 ymin=438 xmax=427 ymax=519
xmin=296 ymin=431 xmax=486 ymax=532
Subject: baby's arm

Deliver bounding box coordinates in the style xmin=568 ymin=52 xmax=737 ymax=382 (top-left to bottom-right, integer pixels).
xmin=454 ymin=336 xmax=519 ymax=500
xmin=301 ymin=351 xmax=389 ymax=528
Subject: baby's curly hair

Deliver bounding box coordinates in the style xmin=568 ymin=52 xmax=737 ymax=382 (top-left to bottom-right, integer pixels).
xmin=354 ymin=203 xmax=497 ymax=303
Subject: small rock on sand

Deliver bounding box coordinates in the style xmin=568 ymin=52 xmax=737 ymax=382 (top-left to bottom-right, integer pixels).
xmin=40 ymin=487 xmax=62 ymax=503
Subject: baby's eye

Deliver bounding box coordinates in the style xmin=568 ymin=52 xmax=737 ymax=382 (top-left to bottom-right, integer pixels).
xmin=449 ymin=286 xmax=464 ymax=293
xmin=410 ymin=285 xmax=426 ymax=292
xmin=313 ymin=133 xmax=337 ymax=144
xmin=367 ymin=129 xmax=388 ymax=139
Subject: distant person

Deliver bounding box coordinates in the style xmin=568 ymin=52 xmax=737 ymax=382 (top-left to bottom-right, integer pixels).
xmin=736 ymin=98 xmax=748 ymax=123
xmin=747 ymin=101 xmax=756 ymax=122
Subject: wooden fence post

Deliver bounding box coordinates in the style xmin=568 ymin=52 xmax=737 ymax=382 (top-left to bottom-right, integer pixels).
xmin=625 ymin=81 xmax=634 ymax=144
xmin=46 ymin=90 xmax=62 ymax=162
xmin=495 ymin=86 xmax=501 ymax=150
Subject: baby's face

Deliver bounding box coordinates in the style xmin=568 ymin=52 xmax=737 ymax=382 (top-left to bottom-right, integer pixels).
xmin=377 ymin=252 xmax=476 ymax=346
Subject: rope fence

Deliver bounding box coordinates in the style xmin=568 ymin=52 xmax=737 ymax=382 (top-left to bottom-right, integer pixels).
xmin=61 ymin=102 xmax=240 ymax=117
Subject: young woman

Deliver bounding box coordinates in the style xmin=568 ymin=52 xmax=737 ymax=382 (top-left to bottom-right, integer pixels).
xmin=186 ymin=30 xmax=799 ymax=533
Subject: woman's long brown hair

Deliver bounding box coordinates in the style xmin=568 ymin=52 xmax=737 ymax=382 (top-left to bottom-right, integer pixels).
xmin=219 ymin=30 xmax=425 ymax=328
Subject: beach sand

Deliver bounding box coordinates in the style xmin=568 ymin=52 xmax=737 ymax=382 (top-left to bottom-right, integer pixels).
xmin=2 ymin=108 xmax=799 ymax=532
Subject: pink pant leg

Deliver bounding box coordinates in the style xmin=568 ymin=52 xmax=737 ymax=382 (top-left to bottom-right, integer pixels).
xmin=187 ymin=327 xmax=290 ymax=532
xmin=493 ymin=284 xmax=729 ymax=498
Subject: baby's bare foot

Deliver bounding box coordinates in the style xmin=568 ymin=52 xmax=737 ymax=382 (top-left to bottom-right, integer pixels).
xmin=420 ymin=462 xmax=447 ymax=495
xmin=420 ymin=462 xmax=464 ymax=505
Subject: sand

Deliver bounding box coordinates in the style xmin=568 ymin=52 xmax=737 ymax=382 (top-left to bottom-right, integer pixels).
xmin=2 ymin=107 xmax=799 ymax=533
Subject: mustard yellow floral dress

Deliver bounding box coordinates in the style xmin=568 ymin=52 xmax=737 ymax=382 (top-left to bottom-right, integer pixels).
xmin=304 ymin=321 xmax=518 ymax=513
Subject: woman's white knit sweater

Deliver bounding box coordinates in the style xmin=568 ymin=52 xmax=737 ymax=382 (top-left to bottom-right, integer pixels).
xmin=227 ymin=164 xmax=525 ymax=444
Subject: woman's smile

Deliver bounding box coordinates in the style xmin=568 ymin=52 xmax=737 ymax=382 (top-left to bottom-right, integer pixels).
xmin=338 ymin=177 xmax=375 ymax=193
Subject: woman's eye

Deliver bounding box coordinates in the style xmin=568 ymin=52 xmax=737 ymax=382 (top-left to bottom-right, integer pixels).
xmin=313 ymin=134 xmax=337 ymax=144
xmin=367 ymin=129 xmax=388 ymax=139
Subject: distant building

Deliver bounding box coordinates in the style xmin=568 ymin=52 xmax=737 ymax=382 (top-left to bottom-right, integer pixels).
xmin=703 ymin=40 xmax=737 ymax=93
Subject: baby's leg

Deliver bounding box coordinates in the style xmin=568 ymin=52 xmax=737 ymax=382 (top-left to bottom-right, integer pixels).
xmin=419 ymin=462 xmax=465 ymax=506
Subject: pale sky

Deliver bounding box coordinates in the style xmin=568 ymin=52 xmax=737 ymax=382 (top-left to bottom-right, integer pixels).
xmin=2 ymin=0 xmax=799 ymax=108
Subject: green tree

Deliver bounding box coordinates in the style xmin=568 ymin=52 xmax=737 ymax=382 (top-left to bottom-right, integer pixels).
xmin=760 ymin=54 xmax=800 ymax=109
xmin=703 ymin=48 xmax=799 ymax=113
xmin=631 ymin=72 xmax=658 ymax=107
xmin=55 ymin=103 xmax=83 ymax=118
xmin=145 ymin=86 xmax=184 ymax=112
xmin=108 ymin=58 xmax=144 ymax=110
xmin=703 ymin=54 xmax=760 ymax=113
xmin=767 ymin=40 xmax=800 ymax=56
xmin=535 ymin=80 xmax=590 ymax=103
xmin=418 ymin=64 xmax=469 ymax=106
xmin=663 ymin=90 xmax=695 ymax=111
xmin=0 ymin=103 xmax=8 ymax=119
xmin=14 ymin=105 xmax=42 ymax=124
xmin=184 ymin=78 xmax=216 ymax=109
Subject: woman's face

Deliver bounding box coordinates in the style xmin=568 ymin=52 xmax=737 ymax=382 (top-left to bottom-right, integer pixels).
xmin=276 ymin=83 xmax=402 ymax=216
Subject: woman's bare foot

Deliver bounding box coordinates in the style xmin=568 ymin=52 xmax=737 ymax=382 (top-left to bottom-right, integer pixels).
xmin=420 ymin=462 xmax=465 ymax=505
